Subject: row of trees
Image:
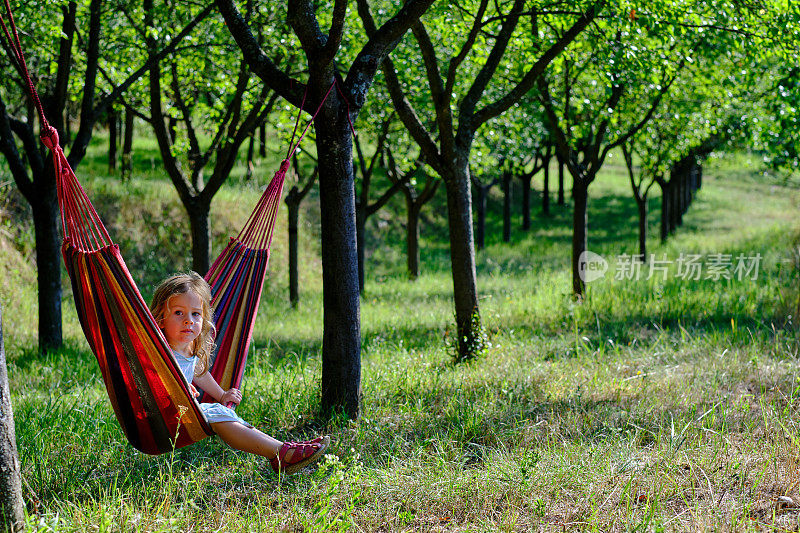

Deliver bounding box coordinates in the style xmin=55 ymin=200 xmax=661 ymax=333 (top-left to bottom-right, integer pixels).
xmin=1 ymin=0 xmax=798 ymax=419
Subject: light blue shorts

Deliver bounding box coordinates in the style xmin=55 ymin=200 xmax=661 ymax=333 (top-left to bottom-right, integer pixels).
xmin=200 ymin=402 xmax=253 ymax=428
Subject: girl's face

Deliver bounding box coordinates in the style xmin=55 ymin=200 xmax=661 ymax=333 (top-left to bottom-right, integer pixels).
xmin=160 ymin=291 xmax=204 ymax=355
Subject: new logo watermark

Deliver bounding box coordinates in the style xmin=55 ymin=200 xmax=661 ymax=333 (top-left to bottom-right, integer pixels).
xmin=578 ymin=251 xmax=609 ymax=283
xmin=578 ymin=251 xmax=762 ymax=283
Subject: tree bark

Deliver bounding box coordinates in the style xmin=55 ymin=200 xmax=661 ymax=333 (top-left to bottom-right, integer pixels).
xmin=316 ymin=109 xmax=362 ymax=419
xmin=245 ymin=131 xmax=255 ymax=181
xmin=259 ymin=122 xmax=267 ymax=157
xmin=286 ymin=188 xmax=301 ymax=308
xmin=187 ymin=201 xmax=211 ymax=275
xmin=121 ymin=107 xmax=134 ymax=179
xmin=637 ymin=195 xmax=647 ymax=262
xmin=446 ymin=156 xmax=483 ymax=360
xmin=557 ymin=154 xmax=565 ymax=205
xmin=31 ymin=186 xmax=62 ymax=353
xmin=0 ymin=307 xmax=24 ymax=533
xmin=501 ymin=171 xmax=512 ymax=242
xmin=572 ymin=179 xmax=589 ymax=298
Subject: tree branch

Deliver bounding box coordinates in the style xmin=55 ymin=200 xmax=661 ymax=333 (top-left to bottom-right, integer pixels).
xmin=320 ymin=0 xmax=349 ymax=65
xmin=215 ymin=0 xmax=305 ymax=108
xmin=445 ymin=0 xmax=489 ymax=99
xmin=346 ymin=0 xmax=437 ymax=109
xmin=470 ymin=1 xmax=602 ymax=128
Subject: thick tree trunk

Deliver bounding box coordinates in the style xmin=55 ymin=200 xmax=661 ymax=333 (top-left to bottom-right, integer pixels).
xmin=187 ymin=201 xmax=211 ymax=274
xmin=406 ymin=201 xmax=421 ymax=279
xmin=474 ymin=184 xmax=487 ymax=250
xmin=31 ymin=192 xmax=62 ymax=353
xmin=108 ymin=111 xmax=117 ymax=171
xmin=502 ymin=171 xmax=511 ymax=242
xmin=316 ymin=106 xmax=361 ymax=419
xmin=286 ymin=189 xmax=300 ymax=308
xmin=0 ymin=307 xmax=24 ymax=533
xmin=121 ymin=107 xmax=134 ymax=179
xmin=637 ymin=195 xmax=647 ymax=262
xmin=445 ymin=156 xmax=483 ymax=361
xmin=521 ymin=175 xmax=532 ymax=230
xmin=572 ymin=179 xmax=589 ymax=298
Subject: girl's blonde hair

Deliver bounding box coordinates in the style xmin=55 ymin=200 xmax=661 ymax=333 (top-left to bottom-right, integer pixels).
xmin=150 ymin=272 xmax=215 ymax=375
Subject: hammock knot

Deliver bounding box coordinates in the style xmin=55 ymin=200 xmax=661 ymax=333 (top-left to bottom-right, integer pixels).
xmin=40 ymin=126 xmax=59 ymax=150
xmin=279 ymin=159 xmax=290 ymax=174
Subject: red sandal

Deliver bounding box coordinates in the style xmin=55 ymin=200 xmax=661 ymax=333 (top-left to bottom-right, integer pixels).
xmin=270 ymin=435 xmax=330 ymax=475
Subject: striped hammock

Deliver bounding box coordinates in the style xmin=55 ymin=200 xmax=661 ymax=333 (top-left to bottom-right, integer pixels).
xmin=54 ymin=134 xmax=287 ymax=454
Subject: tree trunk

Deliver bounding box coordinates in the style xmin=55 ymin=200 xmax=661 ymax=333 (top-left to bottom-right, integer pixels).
xmin=108 ymin=111 xmax=117 ymax=171
xmin=542 ymin=156 xmax=550 ymax=216
xmin=0 ymin=307 xmax=24 ymax=533
xmin=121 ymin=107 xmax=134 ymax=179
xmin=557 ymin=155 xmax=565 ymax=206
xmin=187 ymin=201 xmax=211 ymax=274
xmin=445 ymin=157 xmax=483 ymax=361
xmin=259 ymin=122 xmax=267 ymax=158
xmin=31 ymin=192 xmax=62 ymax=353
xmin=407 ymin=201 xmax=421 ymax=280
xmin=474 ymin=184 xmax=487 ymax=250
xmin=637 ymin=195 xmax=647 ymax=262
xmin=521 ymin=175 xmax=532 ymax=230
xmin=696 ymin=164 xmax=702 ymax=190
xmin=316 ymin=106 xmax=361 ymax=419
xmin=286 ymin=189 xmax=300 ymax=308
xmin=572 ymin=179 xmax=589 ymax=298
xmin=502 ymin=171 xmax=511 ymax=242
xmin=245 ymin=131 xmax=255 ymax=181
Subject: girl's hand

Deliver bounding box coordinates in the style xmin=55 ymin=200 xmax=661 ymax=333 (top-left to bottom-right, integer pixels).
xmin=188 ymin=384 xmax=199 ymax=399
xmin=219 ymin=388 xmax=242 ymax=407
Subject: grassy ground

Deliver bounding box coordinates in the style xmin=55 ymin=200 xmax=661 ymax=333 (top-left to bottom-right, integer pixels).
xmin=1 ymin=136 xmax=799 ymax=531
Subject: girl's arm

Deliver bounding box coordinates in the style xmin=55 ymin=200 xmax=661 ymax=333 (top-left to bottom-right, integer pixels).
xmin=193 ymin=371 xmax=242 ymax=406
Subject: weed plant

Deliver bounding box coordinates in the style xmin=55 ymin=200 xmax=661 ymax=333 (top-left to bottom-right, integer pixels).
xmin=0 ymin=139 xmax=799 ymax=530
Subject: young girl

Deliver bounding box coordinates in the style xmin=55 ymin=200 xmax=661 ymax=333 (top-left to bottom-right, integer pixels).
xmin=150 ymin=272 xmax=329 ymax=474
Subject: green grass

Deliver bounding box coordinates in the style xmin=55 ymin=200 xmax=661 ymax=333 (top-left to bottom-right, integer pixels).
xmin=1 ymin=136 xmax=800 ymax=531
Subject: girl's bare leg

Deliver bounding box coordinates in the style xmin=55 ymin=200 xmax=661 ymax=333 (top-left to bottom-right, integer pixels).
xmin=210 ymin=421 xmax=282 ymax=459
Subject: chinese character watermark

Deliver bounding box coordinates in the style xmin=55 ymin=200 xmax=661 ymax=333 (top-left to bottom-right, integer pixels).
xmin=579 ymin=251 xmax=762 ymax=283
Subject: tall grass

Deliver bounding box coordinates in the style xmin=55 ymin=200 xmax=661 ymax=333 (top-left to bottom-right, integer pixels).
xmin=0 ymin=138 xmax=799 ymax=530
